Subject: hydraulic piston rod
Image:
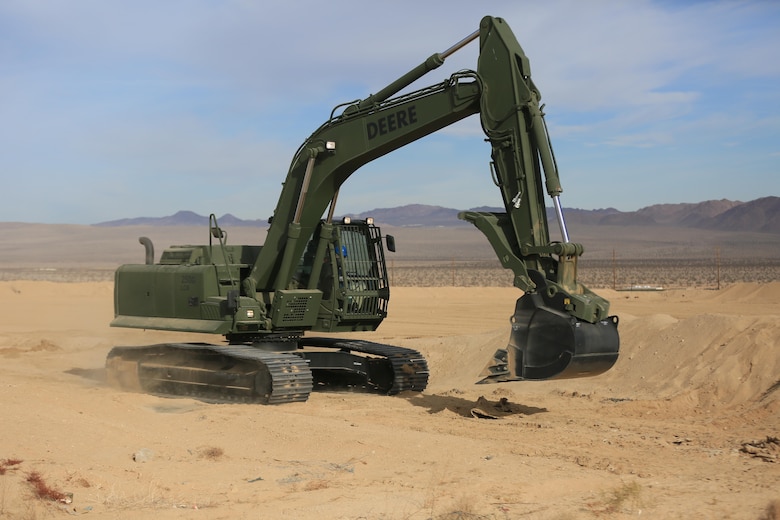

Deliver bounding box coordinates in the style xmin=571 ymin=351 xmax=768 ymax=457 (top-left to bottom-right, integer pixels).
xmin=440 ymin=29 xmax=480 ymax=59
xmin=552 ymin=195 xmax=570 ymax=243
xmin=358 ymin=27 xmax=480 ymax=109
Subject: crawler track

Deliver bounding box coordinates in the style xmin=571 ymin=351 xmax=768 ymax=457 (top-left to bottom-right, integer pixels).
xmin=106 ymin=339 xmax=429 ymax=404
xmin=106 ymin=343 xmax=312 ymax=404
xmin=300 ymin=338 xmax=429 ymax=394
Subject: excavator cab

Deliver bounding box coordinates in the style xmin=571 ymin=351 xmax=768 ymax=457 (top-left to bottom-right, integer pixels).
xmin=297 ymin=218 xmax=393 ymax=332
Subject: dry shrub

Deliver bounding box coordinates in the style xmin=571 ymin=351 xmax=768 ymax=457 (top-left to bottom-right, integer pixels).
xmin=303 ymin=479 xmax=329 ymax=491
xmin=388 ymin=258 xmax=780 ymax=289
xmin=427 ymin=493 xmax=495 ymax=520
xmin=586 ymin=481 xmax=643 ymax=516
xmin=198 ymin=446 xmax=224 ymax=460
xmin=25 ymin=471 xmax=69 ymax=503
xmin=65 ymin=472 xmax=92 ymax=488
xmin=0 ymin=459 xmax=22 ymax=475
xmin=760 ymin=500 xmax=780 ymax=520
xmin=94 ymin=481 xmax=174 ymax=510
xmin=434 ymin=509 xmax=491 ymax=520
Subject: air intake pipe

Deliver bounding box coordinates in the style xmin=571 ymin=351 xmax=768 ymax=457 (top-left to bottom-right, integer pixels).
xmin=138 ymin=237 xmax=154 ymax=265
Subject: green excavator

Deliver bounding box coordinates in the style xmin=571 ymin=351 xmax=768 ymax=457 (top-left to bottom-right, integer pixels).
xmin=107 ymin=16 xmax=620 ymax=404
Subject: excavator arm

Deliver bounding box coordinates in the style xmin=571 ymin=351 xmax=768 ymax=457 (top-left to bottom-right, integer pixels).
xmin=245 ymin=16 xmax=619 ymax=381
xmin=248 ymin=73 xmax=481 ymax=295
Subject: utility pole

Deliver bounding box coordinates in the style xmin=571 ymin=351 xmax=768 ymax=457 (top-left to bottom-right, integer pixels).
xmin=612 ymin=248 xmax=617 ymax=290
xmin=716 ymin=247 xmax=721 ymax=290
xmin=451 ymin=257 xmax=456 ymax=286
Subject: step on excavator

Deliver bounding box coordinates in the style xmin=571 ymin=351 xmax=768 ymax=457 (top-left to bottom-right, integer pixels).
xmin=107 ymin=16 xmax=620 ymax=404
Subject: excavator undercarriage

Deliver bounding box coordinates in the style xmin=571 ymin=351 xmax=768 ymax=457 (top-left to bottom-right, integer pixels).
xmin=107 ymin=338 xmax=429 ymax=404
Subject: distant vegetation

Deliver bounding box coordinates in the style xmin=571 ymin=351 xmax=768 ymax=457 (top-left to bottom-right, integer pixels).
xmin=3 ymin=196 xmax=779 ymax=287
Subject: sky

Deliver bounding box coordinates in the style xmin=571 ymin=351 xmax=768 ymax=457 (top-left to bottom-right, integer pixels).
xmin=1 ymin=0 xmax=779 ymax=225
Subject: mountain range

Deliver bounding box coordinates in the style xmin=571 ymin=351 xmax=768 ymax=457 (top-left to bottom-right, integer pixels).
xmin=94 ymin=196 xmax=780 ymax=234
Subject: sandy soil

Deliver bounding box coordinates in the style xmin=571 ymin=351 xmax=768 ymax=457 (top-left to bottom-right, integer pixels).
xmin=1 ymin=281 xmax=779 ymax=519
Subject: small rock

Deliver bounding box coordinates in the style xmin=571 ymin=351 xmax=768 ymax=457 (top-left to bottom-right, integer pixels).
xmin=133 ymin=448 xmax=154 ymax=463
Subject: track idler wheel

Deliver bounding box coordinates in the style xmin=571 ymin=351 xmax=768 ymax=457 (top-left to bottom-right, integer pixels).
xmin=479 ymin=293 xmax=619 ymax=383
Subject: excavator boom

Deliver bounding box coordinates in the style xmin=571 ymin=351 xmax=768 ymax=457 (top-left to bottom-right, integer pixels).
xmin=108 ymin=16 xmax=619 ymax=403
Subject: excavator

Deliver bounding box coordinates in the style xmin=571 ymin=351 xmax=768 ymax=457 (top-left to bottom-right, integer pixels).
xmin=106 ymin=16 xmax=620 ymax=404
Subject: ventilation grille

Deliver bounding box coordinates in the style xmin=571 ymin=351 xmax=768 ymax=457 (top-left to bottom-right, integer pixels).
xmin=271 ymin=290 xmax=322 ymax=328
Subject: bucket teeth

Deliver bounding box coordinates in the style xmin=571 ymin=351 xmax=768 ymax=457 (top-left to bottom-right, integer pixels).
xmin=477 ymin=348 xmax=510 ymax=383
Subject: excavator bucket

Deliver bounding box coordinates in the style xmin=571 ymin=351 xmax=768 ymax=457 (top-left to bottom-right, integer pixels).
xmin=478 ymin=293 xmax=619 ymax=383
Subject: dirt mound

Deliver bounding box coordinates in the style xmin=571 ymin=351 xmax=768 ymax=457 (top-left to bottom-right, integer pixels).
xmin=412 ymin=299 xmax=779 ymax=411
xmin=713 ymin=281 xmax=780 ymax=303
xmin=608 ymin=312 xmax=780 ymax=408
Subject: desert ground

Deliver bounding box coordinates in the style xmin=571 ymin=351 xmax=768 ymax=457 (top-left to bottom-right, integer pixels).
xmin=1 ymin=224 xmax=779 ymax=519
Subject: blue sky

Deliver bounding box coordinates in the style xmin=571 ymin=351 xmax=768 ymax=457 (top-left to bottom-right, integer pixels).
xmin=1 ymin=0 xmax=778 ymax=224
